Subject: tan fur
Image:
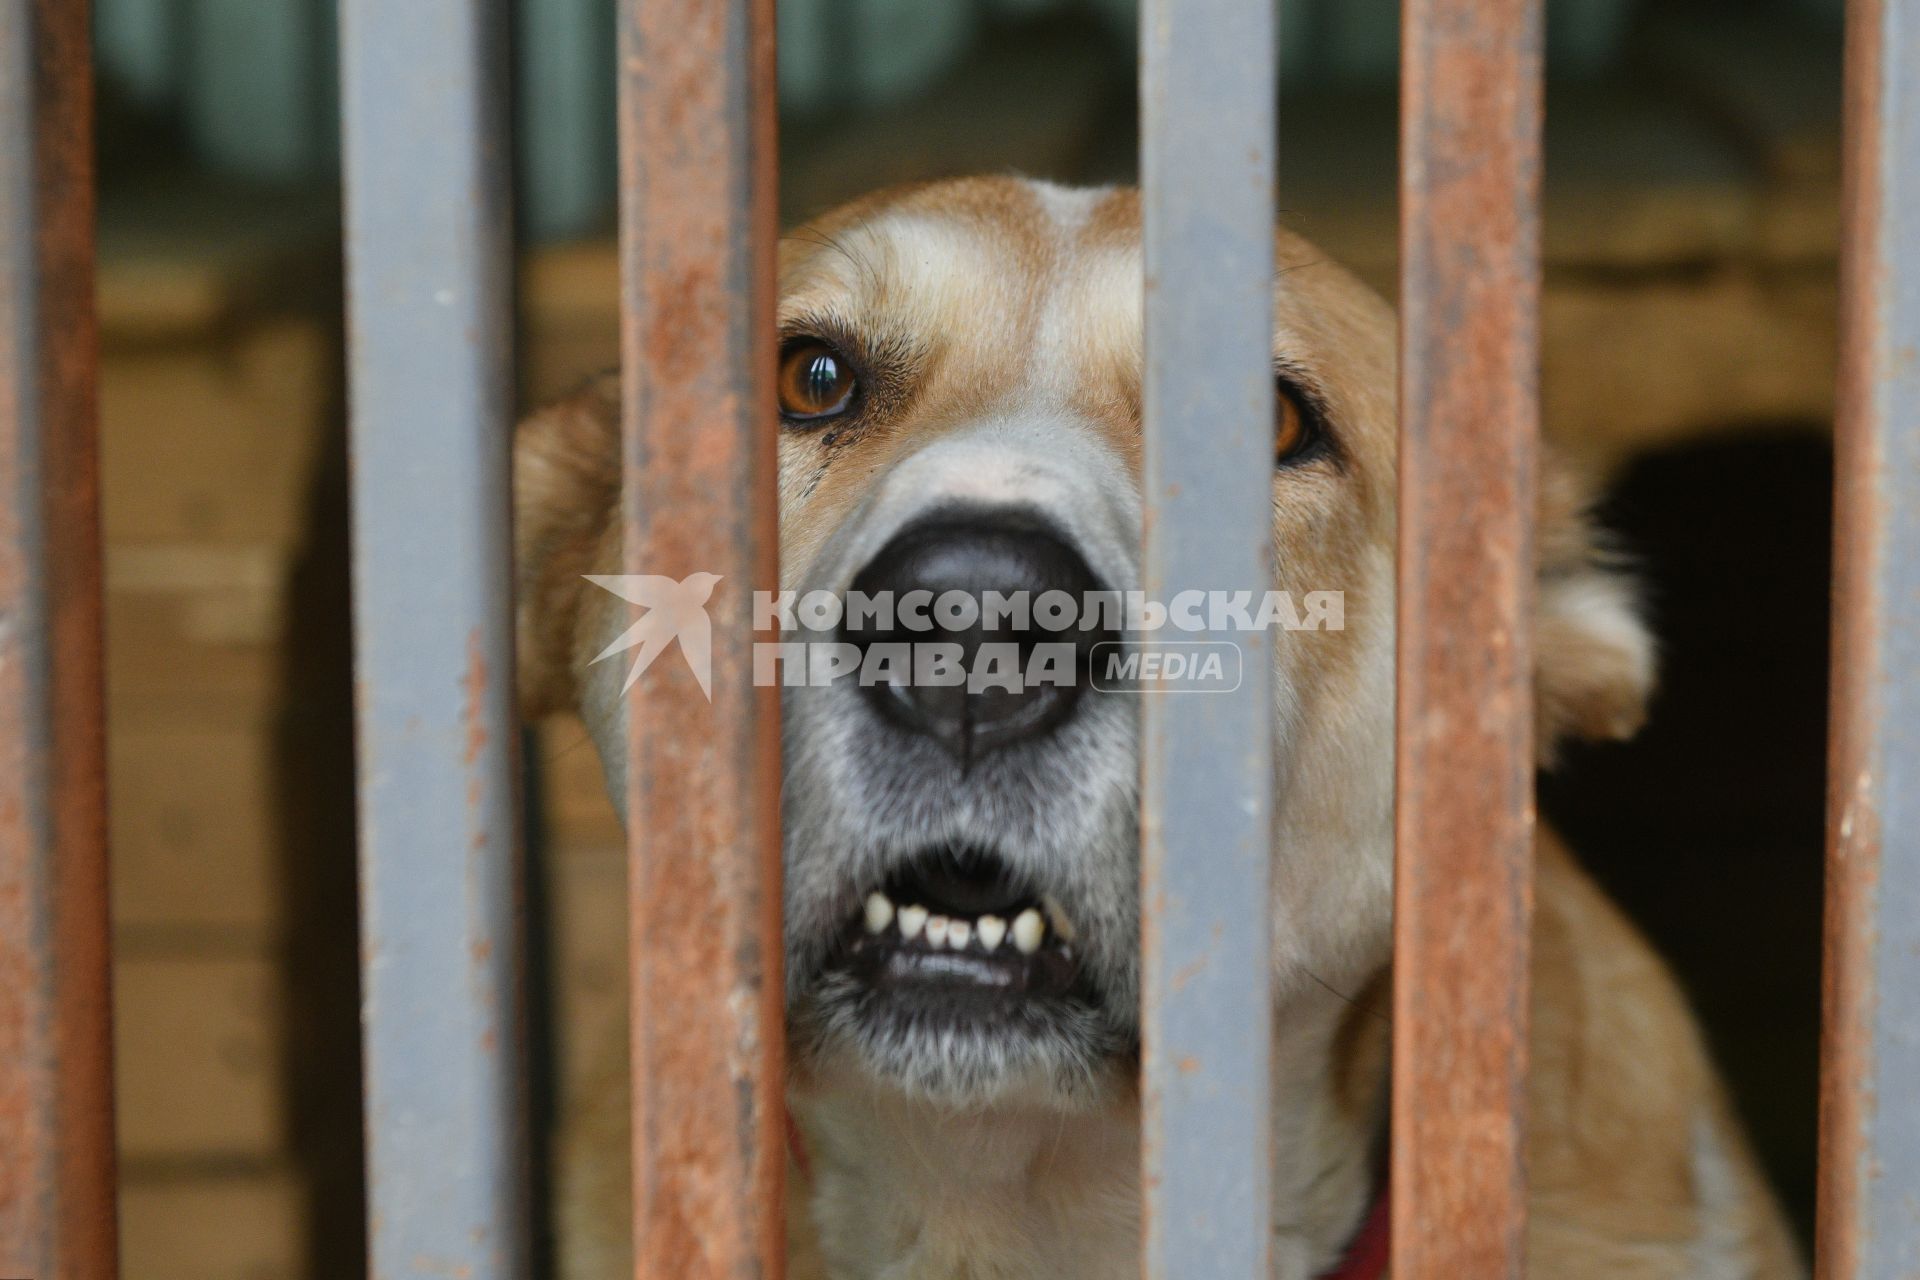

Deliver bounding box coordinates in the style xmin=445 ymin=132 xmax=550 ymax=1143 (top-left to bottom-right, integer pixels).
xmin=516 ymin=177 xmax=1801 ymax=1279
xmin=1525 ymin=835 xmax=1801 ymax=1278
xmin=513 ymin=371 xmax=621 ymax=717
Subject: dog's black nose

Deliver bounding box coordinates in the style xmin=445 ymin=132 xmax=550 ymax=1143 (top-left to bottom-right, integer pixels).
xmin=845 ymin=509 xmax=1111 ymax=766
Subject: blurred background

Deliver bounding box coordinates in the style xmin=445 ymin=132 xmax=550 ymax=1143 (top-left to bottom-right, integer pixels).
xmin=95 ymin=0 xmax=1841 ymax=1274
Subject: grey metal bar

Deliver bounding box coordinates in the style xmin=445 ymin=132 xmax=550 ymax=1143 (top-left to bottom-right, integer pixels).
xmin=339 ymin=1 xmax=527 ymax=1276
xmin=1137 ymin=1 xmax=1277 ymax=1275
xmin=616 ymin=1 xmax=786 ymax=1275
xmin=1817 ymin=0 xmax=1920 ymax=1275
xmin=0 ymin=2 xmax=118 ymax=1276
xmin=1393 ymin=0 xmax=1544 ymax=1274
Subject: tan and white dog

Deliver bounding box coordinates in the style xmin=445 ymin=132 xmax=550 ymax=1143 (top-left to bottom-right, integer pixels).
xmin=514 ymin=176 xmax=1803 ymax=1279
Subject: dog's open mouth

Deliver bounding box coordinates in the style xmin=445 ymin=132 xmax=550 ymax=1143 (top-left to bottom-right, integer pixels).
xmin=833 ymin=846 xmax=1080 ymax=1001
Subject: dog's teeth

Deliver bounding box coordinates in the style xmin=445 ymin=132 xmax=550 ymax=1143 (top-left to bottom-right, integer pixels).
xmin=976 ymin=915 xmax=1007 ymax=951
xmin=926 ymin=915 xmax=951 ymax=948
xmin=863 ymin=893 xmax=894 ymax=935
xmin=1041 ymin=895 xmax=1076 ymax=942
xmin=898 ymin=905 xmax=928 ymax=940
xmin=948 ymin=919 xmax=972 ymax=950
xmin=1012 ymin=909 xmax=1045 ymax=955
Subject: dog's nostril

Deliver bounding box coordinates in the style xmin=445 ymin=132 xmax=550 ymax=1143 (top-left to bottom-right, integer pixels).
xmin=844 ymin=507 xmax=1112 ymax=765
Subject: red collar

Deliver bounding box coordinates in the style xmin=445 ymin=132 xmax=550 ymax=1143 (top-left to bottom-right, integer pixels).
xmin=1318 ymin=1173 xmax=1390 ymax=1280
xmin=792 ymin=1114 xmax=1389 ymax=1279
xmin=787 ymin=1110 xmax=812 ymax=1179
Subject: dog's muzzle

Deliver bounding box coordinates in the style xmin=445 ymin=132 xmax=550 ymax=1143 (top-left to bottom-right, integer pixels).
xmin=782 ymin=430 xmax=1144 ymax=1101
xmin=815 ymin=506 xmax=1113 ymax=1013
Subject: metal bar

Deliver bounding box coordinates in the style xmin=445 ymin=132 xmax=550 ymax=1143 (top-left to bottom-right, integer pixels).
xmin=0 ymin=1 xmax=117 ymax=1276
xmin=1392 ymin=0 xmax=1544 ymax=1275
xmin=1817 ymin=0 xmax=1920 ymax=1274
xmin=616 ymin=1 xmax=784 ymax=1278
xmin=339 ymin=1 xmax=527 ymax=1275
xmin=1137 ymin=0 xmax=1277 ymax=1275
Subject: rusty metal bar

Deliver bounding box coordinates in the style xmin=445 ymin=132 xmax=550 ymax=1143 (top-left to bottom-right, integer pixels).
xmin=1392 ymin=0 xmax=1544 ymax=1275
xmin=616 ymin=1 xmax=784 ymax=1277
xmin=1817 ymin=0 xmax=1920 ymax=1275
xmin=339 ymin=0 xmax=528 ymax=1275
xmin=0 ymin=1 xmax=117 ymax=1276
xmin=1137 ymin=0 xmax=1277 ymax=1274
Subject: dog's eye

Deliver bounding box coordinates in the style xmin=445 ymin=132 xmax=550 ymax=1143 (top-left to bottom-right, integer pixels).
xmin=1275 ymin=379 xmax=1319 ymax=465
xmin=778 ymin=338 xmax=857 ymax=423
xmin=1274 ymin=378 xmax=1320 ymax=468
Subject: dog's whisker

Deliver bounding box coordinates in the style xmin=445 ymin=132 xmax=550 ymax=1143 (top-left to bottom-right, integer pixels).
xmin=1301 ymin=968 xmax=1392 ymax=1026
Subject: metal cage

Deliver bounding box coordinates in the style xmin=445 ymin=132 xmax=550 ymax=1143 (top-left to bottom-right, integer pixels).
xmin=2 ymin=0 xmax=1914 ymax=1276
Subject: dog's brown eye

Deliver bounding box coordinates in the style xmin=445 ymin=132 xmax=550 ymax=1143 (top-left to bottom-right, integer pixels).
xmin=1275 ymin=382 xmax=1314 ymax=463
xmin=779 ymin=338 xmax=857 ymax=422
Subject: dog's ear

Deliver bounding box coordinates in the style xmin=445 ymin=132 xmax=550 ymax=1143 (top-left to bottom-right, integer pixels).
xmin=514 ymin=372 xmax=621 ymax=719
xmin=1533 ymin=455 xmax=1655 ymax=765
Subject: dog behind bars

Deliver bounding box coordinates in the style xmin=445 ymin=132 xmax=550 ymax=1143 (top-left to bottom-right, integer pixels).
xmin=513 ymin=176 xmax=1803 ymax=1279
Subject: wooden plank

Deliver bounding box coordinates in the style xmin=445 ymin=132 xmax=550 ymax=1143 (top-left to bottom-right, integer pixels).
xmin=120 ymin=1167 xmax=305 ymax=1280
xmin=114 ymin=954 xmax=282 ymax=1160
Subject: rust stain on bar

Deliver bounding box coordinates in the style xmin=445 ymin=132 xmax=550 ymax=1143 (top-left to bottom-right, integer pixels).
xmin=1393 ymin=0 xmax=1543 ymax=1276
xmin=1812 ymin=0 xmax=1881 ymax=1249
xmin=1817 ymin=0 xmax=1920 ymax=1275
xmin=617 ymin=1 xmax=784 ymax=1277
xmin=0 ymin=1 xmax=117 ymax=1276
